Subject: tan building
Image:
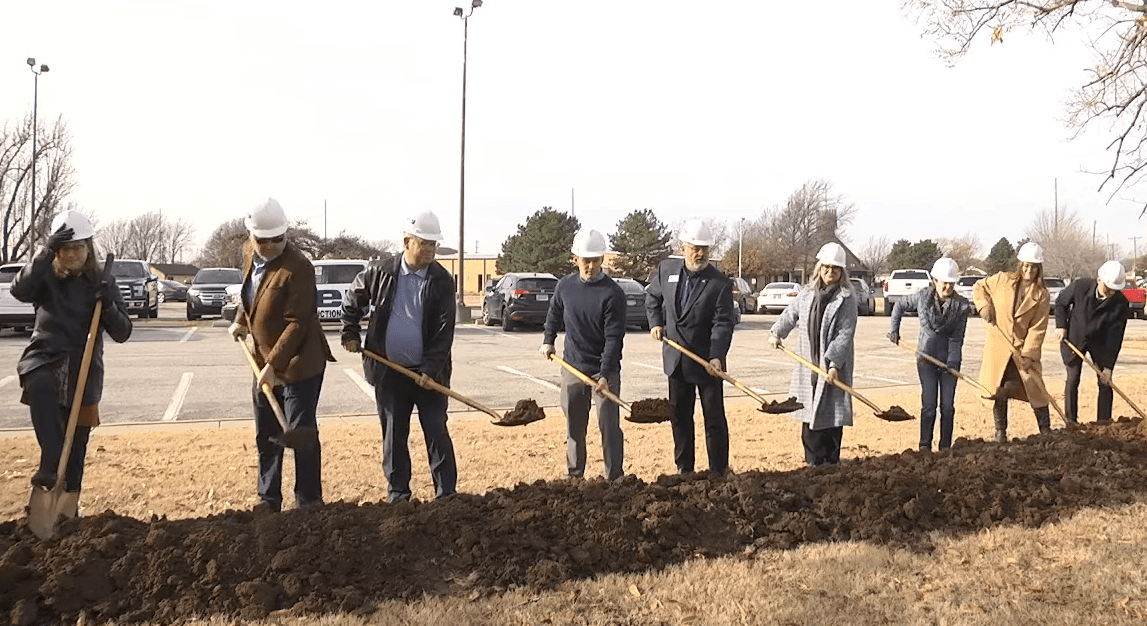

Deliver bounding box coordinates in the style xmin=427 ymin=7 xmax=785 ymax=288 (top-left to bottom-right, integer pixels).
xmin=435 ymin=253 xmax=501 ymax=296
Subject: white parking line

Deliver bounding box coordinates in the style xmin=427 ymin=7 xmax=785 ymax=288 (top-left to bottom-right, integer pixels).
xmin=0 ymin=375 xmax=14 ymax=389
xmin=179 ymin=327 xmax=197 ymax=343
xmin=343 ymin=368 xmax=376 ymax=401
xmin=866 ymin=355 xmax=914 ymax=363
xmin=631 ymin=362 xmax=662 ymax=371
xmin=753 ymin=358 xmax=790 ymax=366
xmin=859 ymin=375 xmax=910 ymax=385
xmin=496 ymin=365 xmax=560 ymax=390
xmin=162 ymin=372 xmax=194 ymax=421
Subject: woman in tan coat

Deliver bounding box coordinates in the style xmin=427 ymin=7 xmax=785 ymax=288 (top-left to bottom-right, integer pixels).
xmin=973 ymin=242 xmax=1052 ymax=442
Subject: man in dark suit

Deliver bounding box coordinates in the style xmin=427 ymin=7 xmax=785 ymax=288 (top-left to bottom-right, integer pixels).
xmin=645 ymin=219 xmax=736 ymax=475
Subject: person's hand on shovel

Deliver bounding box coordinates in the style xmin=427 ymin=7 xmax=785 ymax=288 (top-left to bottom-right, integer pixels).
xmin=1100 ymin=367 xmax=1114 ymax=386
xmin=539 ymin=344 xmax=555 ymax=359
xmin=887 ymin=331 xmax=899 ymax=345
xmin=591 ymin=375 xmax=610 ymax=396
xmin=767 ymin=334 xmax=782 ymax=350
xmin=705 ymin=358 xmax=723 ymax=377
xmin=650 ymin=326 xmax=664 ymax=341
xmin=227 ymin=322 xmax=248 ymax=342
xmin=979 ymin=305 xmax=996 ymax=326
xmin=416 ymin=373 xmax=433 ymax=389
xmin=257 ymin=363 xmax=281 ymax=389
xmin=1055 ymin=328 xmax=1066 ymax=342
xmin=342 ymin=339 xmax=360 ymax=353
xmin=825 ymin=366 xmax=839 ymax=385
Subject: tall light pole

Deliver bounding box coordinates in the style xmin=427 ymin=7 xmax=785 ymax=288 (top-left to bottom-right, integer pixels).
xmin=27 ymin=58 xmax=49 ymax=228
xmin=737 ymin=217 xmax=744 ymax=279
xmin=454 ymin=0 xmax=482 ymax=323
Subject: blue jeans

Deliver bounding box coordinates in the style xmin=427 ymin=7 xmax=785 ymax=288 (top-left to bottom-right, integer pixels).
xmin=254 ymin=371 xmax=324 ymax=511
xmin=917 ymin=360 xmax=957 ymax=450
xmin=374 ymin=374 xmax=458 ymax=501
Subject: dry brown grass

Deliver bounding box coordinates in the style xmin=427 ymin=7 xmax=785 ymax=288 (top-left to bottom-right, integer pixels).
xmin=4 ymin=373 xmax=1147 ymax=625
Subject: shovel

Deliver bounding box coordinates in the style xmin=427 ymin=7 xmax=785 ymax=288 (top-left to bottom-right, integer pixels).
xmin=893 ymin=340 xmax=999 ymax=400
xmin=662 ymin=337 xmax=802 ymax=414
xmin=362 ymin=350 xmax=544 ymax=426
xmin=28 ymin=254 xmax=114 ymax=540
xmin=548 ymin=354 xmax=631 ymax=411
xmin=777 ymin=346 xmax=915 ymax=422
xmin=986 ymin=322 xmax=1069 ymax=427
xmin=1062 ymin=338 xmax=1146 ymax=420
xmin=239 ymin=340 xmax=319 ymax=449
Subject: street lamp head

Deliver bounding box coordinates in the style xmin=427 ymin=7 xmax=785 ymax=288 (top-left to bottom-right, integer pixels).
xmin=472 ymin=0 xmax=482 ymax=7
xmin=453 ymin=7 xmax=463 ymax=15
xmin=40 ymin=65 xmax=49 ymax=72
xmin=27 ymin=58 xmax=35 ymax=67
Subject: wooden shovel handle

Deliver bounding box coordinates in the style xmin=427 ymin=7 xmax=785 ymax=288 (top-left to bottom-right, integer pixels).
xmin=239 ymin=339 xmax=291 ymax=432
xmin=1063 ymin=339 xmax=1146 ymax=420
xmin=363 ymin=350 xmax=502 ymax=420
xmin=895 ymin=340 xmax=996 ymax=397
xmin=986 ymin=322 xmax=1067 ymax=424
xmin=549 ymin=354 xmax=631 ymax=412
xmin=779 ymin=346 xmax=885 ymax=415
xmin=662 ymin=337 xmax=768 ymax=405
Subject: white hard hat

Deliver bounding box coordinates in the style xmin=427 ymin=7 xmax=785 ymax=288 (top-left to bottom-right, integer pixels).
xmin=571 ymin=228 xmax=608 ymax=257
xmin=815 ymin=242 xmax=847 ymax=268
xmin=1017 ymin=241 xmax=1045 ymax=264
xmin=50 ymin=209 xmax=94 ymax=242
xmin=1098 ymin=260 xmax=1127 ymax=290
xmin=245 ymin=198 xmax=289 ymax=238
xmin=403 ymin=210 xmax=443 ymax=242
xmin=930 ymin=257 xmax=960 ymax=284
xmin=679 ymin=219 xmax=713 ymax=246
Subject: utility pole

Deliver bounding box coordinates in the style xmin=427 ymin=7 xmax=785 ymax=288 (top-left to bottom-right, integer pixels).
xmin=1054 ymin=178 xmax=1058 ymax=232
xmin=323 ymin=199 xmax=327 ymax=240
xmin=1131 ymin=236 xmax=1141 ymax=277
xmin=571 ymin=188 xmax=575 ymax=217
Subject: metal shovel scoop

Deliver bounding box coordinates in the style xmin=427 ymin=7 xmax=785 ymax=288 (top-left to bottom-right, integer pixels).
xmin=662 ymin=337 xmax=802 ymax=414
xmin=778 ymin=346 xmax=914 ymax=422
xmin=28 ymin=254 xmax=114 ymax=540
xmin=362 ymin=350 xmax=545 ymax=426
xmin=239 ymin=340 xmax=318 ymax=449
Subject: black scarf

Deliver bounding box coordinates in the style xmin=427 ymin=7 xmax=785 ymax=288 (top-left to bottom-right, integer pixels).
xmin=918 ymin=284 xmax=964 ymax=336
xmin=808 ymin=284 xmax=839 ymax=388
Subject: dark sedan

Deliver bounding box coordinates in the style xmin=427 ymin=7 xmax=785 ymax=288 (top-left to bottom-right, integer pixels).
xmin=157 ymin=279 xmax=189 ymax=303
xmin=614 ymin=278 xmax=651 ymax=331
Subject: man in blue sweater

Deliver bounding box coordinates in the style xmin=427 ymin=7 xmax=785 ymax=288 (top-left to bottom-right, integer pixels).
xmin=540 ymin=228 xmax=628 ymax=480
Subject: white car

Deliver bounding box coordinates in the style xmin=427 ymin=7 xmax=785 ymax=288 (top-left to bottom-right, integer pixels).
xmin=756 ymin=282 xmax=801 ymax=314
xmin=0 ymin=263 xmax=35 ymax=333
xmin=955 ymin=275 xmax=985 ymax=302
xmin=1044 ymin=277 xmax=1067 ymax=304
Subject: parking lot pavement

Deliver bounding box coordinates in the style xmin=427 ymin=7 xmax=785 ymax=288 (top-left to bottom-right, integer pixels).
xmin=3 ymin=303 xmax=1147 ymax=430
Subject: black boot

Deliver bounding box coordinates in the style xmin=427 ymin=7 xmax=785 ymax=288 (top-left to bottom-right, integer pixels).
xmin=1034 ymin=406 xmax=1052 ymax=435
xmin=993 ymin=398 xmax=1008 ymax=443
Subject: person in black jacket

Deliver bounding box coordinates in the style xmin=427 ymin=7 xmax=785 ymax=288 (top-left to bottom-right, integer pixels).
xmin=1053 ymin=261 xmax=1130 ymax=424
xmin=12 ymin=210 xmax=132 ymax=502
xmin=645 ymin=219 xmax=735 ymax=475
xmin=540 ymin=228 xmax=627 ymax=480
xmin=340 ymin=211 xmax=457 ymax=502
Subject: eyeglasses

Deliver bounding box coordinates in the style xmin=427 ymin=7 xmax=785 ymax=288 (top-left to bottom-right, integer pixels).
xmin=255 ymin=235 xmax=285 ymax=244
xmin=410 ymin=238 xmax=439 ymax=250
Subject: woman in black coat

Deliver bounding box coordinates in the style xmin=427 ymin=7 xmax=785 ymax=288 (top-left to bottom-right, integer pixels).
xmin=1053 ymin=261 xmax=1130 ymax=424
xmin=11 ymin=210 xmax=132 ymax=499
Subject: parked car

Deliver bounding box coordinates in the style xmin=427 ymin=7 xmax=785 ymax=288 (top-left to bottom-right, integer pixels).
xmin=1044 ymin=277 xmax=1067 ymax=304
xmin=482 ymin=272 xmax=558 ymax=331
xmin=221 ymin=284 xmax=242 ymax=322
xmin=0 ymin=263 xmax=34 ymax=333
xmin=314 ymin=259 xmax=370 ymax=323
xmin=757 ymin=282 xmax=801 ymax=314
xmin=955 ymin=275 xmax=986 ymax=302
xmin=730 ymin=277 xmax=757 ymax=314
xmin=111 ymin=259 xmax=160 ymax=319
xmin=187 ymin=267 xmax=243 ymax=320
xmin=157 ymin=279 xmax=188 ymax=303
xmin=850 ymin=278 xmax=876 ymax=316
xmin=882 ymin=269 xmax=930 ymax=315
xmin=613 ymin=278 xmax=651 ymax=330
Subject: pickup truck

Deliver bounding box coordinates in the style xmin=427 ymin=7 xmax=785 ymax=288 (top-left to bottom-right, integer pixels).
xmin=882 ymin=269 xmax=931 ymax=315
xmin=1125 ymin=285 xmax=1145 ymax=319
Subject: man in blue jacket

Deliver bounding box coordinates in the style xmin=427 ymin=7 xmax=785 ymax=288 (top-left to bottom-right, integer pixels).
xmin=341 ymin=210 xmax=458 ymax=502
xmin=540 ymin=228 xmax=628 ymax=480
xmin=645 ymin=219 xmax=735 ymax=476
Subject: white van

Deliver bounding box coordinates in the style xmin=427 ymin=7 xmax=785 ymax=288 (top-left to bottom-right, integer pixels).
xmin=314 ymin=259 xmax=370 ymax=322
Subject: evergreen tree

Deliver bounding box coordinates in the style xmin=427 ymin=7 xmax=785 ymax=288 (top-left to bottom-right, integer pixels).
xmin=985 ymin=237 xmax=1017 ymax=274
xmin=886 ymin=239 xmax=914 ymax=270
xmin=497 ymin=207 xmax=580 ymax=276
xmin=912 ymin=239 xmax=944 ymax=270
xmin=886 ymin=238 xmax=943 ymax=270
xmin=608 ymin=209 xmax=672 ymax=280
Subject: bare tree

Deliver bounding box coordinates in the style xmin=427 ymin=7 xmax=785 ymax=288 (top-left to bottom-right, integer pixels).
xmin=164 ymin=218 xmax=195 ymax=263
xmin=938 ymin=233 xmax=983 ymax=272
xmin=97 ymin=210 xmax=194 ymax=262
xmin=669 ymin=217 xmax=731 ymax=256
xmin=904 ymin=1 xmax=1147 ymax=210
xmin=859 ymin=235 xmax=893 ymax=277
xmin=0 ymin=114 xmax=76 ymax=262
xmin=1025 ymin=206 xmax=1107 ymax=279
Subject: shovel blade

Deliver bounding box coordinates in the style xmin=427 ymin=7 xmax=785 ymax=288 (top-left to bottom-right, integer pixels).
xmin=27 ymin=487 xmax=79 ymax=540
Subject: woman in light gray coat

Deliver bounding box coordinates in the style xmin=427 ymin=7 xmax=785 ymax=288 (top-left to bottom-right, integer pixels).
xmin=768 ymin=243 xmax=857 ymax=466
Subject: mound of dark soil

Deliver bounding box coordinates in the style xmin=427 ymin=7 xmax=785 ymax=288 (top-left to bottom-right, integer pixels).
xmin=4 ymin=419 xmax=1147 ymax=625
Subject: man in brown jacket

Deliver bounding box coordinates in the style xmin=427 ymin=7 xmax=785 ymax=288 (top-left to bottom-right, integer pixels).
xmin=228 ymin=198 xmax=335 ymax=512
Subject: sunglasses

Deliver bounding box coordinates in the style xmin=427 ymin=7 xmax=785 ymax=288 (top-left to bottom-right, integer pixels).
xmin=255 ymin=235 xmax=285 ymax=244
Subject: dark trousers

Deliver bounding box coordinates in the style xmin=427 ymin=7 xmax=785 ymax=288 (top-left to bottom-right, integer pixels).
xmin=560 ymin=370 xmax=624 ymax=479
xmin=23 ymin=366 xmax=91 ymax=492
xmin=374 ymin=374 xmax=457 ymax=502
xmin=802 ymin=423 xmax=843 ymax=466
xmin=1063 ymin=353 xmax=1115 ymax=423
xmin=254 ymin=371 xmax=324 ymax=511
xmin=917 ymin=361 xmax=958 ymax=450
xmin=668 ymin=373 xmax=729 ymax=474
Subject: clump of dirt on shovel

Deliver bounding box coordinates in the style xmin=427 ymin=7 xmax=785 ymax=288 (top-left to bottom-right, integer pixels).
xmin=878 ymin=405 xmax=915 ymax=422
xmin=626 ymin=398 xmax=671 ymax=423
xmin=758 ymin=396 xmax=803 ymax=414
xmin=493 ymin=399 xmax=546 ymax=426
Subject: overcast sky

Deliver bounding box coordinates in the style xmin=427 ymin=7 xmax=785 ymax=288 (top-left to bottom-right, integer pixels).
xmin=2 ymin=1 xmax=1143 ymax=261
